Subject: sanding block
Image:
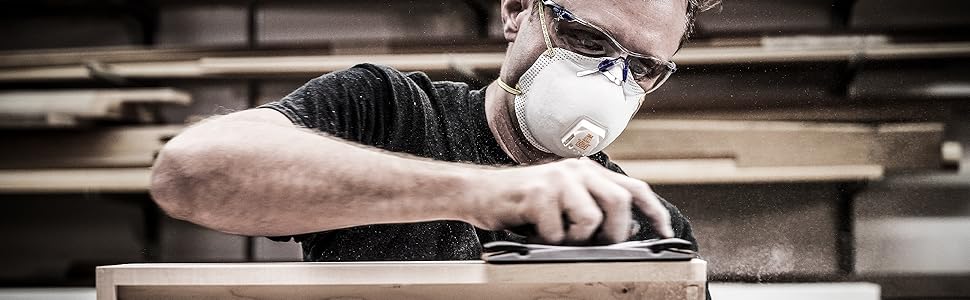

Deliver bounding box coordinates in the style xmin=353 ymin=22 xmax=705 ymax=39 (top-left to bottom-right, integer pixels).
xmin=482 ymin=238 xmax=696 ymax=264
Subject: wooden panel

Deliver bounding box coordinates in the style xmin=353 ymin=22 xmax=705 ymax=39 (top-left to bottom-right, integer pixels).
xmin=617 ymin=159 xmax=883 ymax=184
xmin=0 ymin=168 xmax=151 ymax=194
xmin=96 ymin=260 xmax=707 ymax=300
xmin=0 ymin=126 xmax=182 ymax=169
xmin=872 ymin=123 xmax=948 ymax=169
xmin=197 ymin=53 xmax=505 ymax=76
xmin=607 ymin=120 xmax=944 ymax=170
xmin=0 ymin=42 xmax=966 ymax=82
xmin=0 ymin=89 xmax=190 ymax=128
xmin=639 ymin=103 xmax=950 ymax=122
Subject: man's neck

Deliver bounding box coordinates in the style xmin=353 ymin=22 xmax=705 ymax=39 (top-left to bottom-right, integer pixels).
xmin=484 ymin=81 xmax=558 ymax=165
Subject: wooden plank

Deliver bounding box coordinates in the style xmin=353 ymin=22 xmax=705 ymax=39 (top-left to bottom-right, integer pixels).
xmin=0 ymin=126 xmax=182 ymax=169
xmin=638 ymin=104 xmax=949 ymax=122
xmin=0 ymin=89 xmax=190 ymax=128
xmin=0 ymin=160 xmax=882 ymax=195
xmin=0 ymin=288 xmax=96 ymax=300
xmin=198 ymin=52 xmax=506 ymax=76
xmin=96 ymin=260 xmax=707 ymax=300
xmin=872 ymin=123 xmax=948 ymax=170
xmin=617 ymin=159 xmax=883 ymax=184
xmin=607 ymin=120 xmax=944 ymax=170
xmin=0 ymin=42 xmax=967 ymax=82
xmin=0 ymin=168 xmax=151 ymax=194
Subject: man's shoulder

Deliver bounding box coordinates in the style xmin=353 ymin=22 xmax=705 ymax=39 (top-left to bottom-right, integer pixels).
xmin=328 ymin=63 xmax=471 ymax=97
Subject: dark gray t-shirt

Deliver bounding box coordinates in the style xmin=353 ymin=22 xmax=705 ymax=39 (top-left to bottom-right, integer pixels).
xmin=261 ymin=63 xmax=700 ymax=262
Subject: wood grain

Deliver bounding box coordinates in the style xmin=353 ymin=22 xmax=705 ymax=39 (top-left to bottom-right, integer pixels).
xmin=0 ymin=168 xmax=151 ymax=194
xmin=0 ymin=89 xmax=190 ymax=127
xmin=96 ymin=260 xmax=707 ymax=300
xmin=0 ymin=126 xmax=182 ymax=169
xmin=607 ymin=120 xmax=945 ymax=170
xmin=617 ymin=159 xmax=883 ymax=184
xmin=0 ymin=42 xmax=966 ymax=82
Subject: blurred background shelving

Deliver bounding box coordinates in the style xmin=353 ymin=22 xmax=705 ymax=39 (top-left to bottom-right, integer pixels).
xmin=0 ymin=0 xmax=968 ymax=299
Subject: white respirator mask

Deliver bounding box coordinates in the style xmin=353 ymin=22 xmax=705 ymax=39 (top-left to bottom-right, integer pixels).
xmin=497 ymin=11 xmax=647 ymax=158
xmin=498 ymin=50 xmax=645 ymax=158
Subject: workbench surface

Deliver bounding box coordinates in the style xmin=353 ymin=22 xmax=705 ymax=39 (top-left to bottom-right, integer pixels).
xmin=97 ymin=260 xmax=707 ymax=300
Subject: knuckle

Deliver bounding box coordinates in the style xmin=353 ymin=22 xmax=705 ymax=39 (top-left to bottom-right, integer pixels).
xmin=632 ymin=180 xmax=650 ymax=192
xmin=599 ymin=190 xmax=631 ymax=207
xmin=574 ymin=210 xmax=604 ymax=226
xmin=614 ymin=189 xmax=633 ymax=203
xmin=545 ymin=167 xmax=572 ymax=182
xmin=598 ymin=195 xmax=618 ymax=206
xmin=628 ymin=180 xmax=651 ymax=196
xmin=563 ymin=158 xmax=585 ymax=168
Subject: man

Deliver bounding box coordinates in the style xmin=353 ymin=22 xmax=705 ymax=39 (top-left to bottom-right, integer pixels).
xmin=151 ymin=0 xmax=718 ymax=262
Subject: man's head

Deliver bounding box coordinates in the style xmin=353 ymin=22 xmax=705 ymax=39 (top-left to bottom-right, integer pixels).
xmin=498 ymin=0 xmax=720 ymax=88
xmin=486 ymin=0 xmax=720 ymax=163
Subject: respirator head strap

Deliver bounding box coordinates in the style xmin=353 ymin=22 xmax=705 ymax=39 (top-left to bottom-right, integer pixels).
xmin=537 ymin=0 xmax=555 ymax=54
xmin=497 ymin=78 xmax=523 ymax=95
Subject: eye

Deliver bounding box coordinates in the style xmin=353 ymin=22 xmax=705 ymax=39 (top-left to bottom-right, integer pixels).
xmin=628 ymin=58 xmax=665 ymax=80
xmin=558 ymin=29 xmax=612 ymax=56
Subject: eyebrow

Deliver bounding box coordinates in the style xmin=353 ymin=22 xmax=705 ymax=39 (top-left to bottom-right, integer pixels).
xmin=551 ymin=2 xmax=669 ymax=61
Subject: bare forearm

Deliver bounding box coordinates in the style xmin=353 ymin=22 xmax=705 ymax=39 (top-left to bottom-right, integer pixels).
xmin=151 ymin=112 xmax=480 ymax=236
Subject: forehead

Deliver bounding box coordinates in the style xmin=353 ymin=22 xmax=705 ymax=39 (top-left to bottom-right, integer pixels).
xmin=553 ymin=0 xmax=687 ymax=60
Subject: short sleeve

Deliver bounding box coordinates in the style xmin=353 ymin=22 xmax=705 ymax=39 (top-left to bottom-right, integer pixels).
xmin=259 ymin=63 xmax=419 ymax=147
xmin=258 ymin=64 xmax=430 ymax=243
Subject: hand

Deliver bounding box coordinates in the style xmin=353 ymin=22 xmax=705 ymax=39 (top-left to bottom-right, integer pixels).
xmin=464 ymin=158 xmax=674 ymax=245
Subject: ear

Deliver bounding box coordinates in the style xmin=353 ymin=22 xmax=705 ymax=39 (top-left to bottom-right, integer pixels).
xmin=501 ymin=0 xmax=530 ymax=42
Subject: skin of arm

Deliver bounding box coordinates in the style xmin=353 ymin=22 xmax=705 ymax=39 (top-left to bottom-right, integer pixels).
xmin=152 ymin=108 xmax=671 ymax=243
xmin=151 ymin=108 xmax=484 ymax=236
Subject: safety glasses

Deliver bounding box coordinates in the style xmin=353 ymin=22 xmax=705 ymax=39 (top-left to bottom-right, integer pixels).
xmin=538 ymin=0 xmax=677 ymax=94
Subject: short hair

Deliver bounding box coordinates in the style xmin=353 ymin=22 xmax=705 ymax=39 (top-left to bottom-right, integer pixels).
xmin=530 ymin=0 xmax=723 ymax=49
xmin=682 ymin=0 xmax=722 ymax=47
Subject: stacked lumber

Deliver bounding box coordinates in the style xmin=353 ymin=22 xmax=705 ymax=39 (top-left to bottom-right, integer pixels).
xmin=607 ymin=120 xmax=951 ymax=184
xmin=0 ymin=126 xmax=181 ymax=193
xmin=0 ymin=89 xmax=189 ymax=128
xmin=0 ymin=118 xmax=953 ymax=191
xmin=0 ymin=87 xmax=189 ymax=193
xmin=0 ymin=41 xmax=965 ymax=82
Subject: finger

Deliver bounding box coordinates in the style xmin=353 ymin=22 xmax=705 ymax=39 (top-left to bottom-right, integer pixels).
xmin=530 ymin=200 xmax=565 ymax=244
xmin=588 ymin=162 xmax=675 ymax=238
xmin=583 ymin=173 xmax=633 ymax=244
xmin=632 ymin=183 xmax=674 ymax=238
xmin=560 ymin=181 xmax=603 ymax=244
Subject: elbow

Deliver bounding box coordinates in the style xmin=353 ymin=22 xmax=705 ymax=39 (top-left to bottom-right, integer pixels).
xmin=150 ymin=126 xmax=238 ymax=227
xmin=150 ymin=139 xmax=205 ymax=222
